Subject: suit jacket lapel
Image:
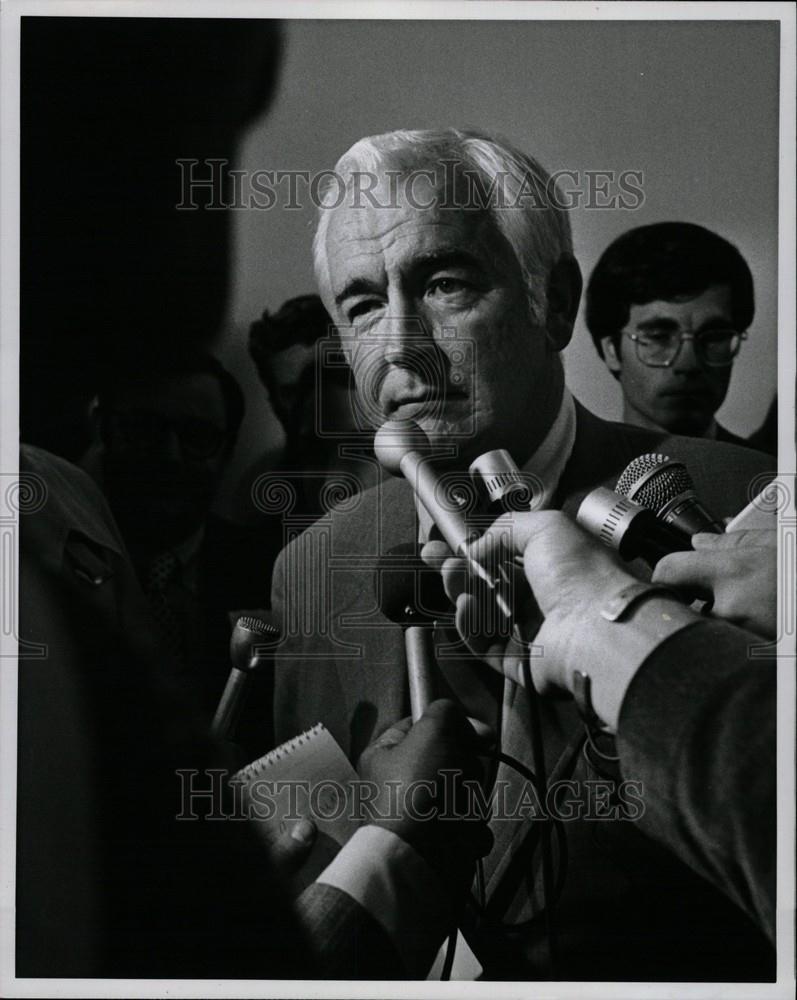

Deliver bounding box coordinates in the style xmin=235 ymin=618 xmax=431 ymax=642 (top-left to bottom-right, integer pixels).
xmin=331 ymin=475 xmax=419 ymax=759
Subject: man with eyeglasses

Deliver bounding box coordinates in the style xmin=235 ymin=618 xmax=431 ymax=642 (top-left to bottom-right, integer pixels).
xmin=86 ymin=352 xmax=269 ymax=714
xmin=586 ymin=221 xmax=772 ymax=451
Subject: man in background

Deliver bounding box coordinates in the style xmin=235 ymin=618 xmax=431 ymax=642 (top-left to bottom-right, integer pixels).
xmin=231 ymin=295 xmax=378 ymax=585
xmin=88 ymin=352 xmax=267 ymax=711
xmin=585 ymin=221 xmax=774 ymax=451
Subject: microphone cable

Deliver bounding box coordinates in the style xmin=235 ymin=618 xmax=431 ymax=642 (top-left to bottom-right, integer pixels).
xmin=521 ymin=652 xmax=559 ymax=977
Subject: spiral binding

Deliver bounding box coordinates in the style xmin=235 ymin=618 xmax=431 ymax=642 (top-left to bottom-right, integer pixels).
xmin=234 ymin=723 xmax=325 ymax=783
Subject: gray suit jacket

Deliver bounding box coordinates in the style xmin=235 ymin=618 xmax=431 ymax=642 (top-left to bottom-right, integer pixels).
xmin=270 ymin=403 xmax=775 ymax=980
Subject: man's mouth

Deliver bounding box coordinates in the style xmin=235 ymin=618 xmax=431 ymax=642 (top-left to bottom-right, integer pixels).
xmin=386 ymin=388 xmax=468 ymax=419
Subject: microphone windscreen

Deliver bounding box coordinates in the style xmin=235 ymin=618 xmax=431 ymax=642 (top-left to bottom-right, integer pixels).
xmin=616 ymin=453 xmax=692 ymax=511
xmin=229 ymin=612 xmax=281 ymax=671
xmin=375 ymin=543 xmax=452 ymax=624
xmin=373 ymin=419 xmax=431 ymax=474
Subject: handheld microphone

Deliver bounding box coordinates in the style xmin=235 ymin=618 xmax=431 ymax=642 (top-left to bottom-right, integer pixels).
xmin=374 ymin=420 xmax=511 ymax=615
xmin=211 ymin=615 xmax=280 ymax=743
xmin=616 ymin=454 xmax=725 ymax=535
xmin=469 ymin=449 xmax=535 ymax=513
xmin=577 ymin=487 xmax=693 ymax=567
xmin=376 ymin=544 xmax=450 ymax=721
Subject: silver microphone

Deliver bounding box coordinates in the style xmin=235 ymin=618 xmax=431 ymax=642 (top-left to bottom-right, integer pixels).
xmin=577 ymin=485 xmax=692 ymax=566
xmin=374 ymin=419 xmax=510 ymax=613
xmin=211 ymin=615 xmax=280 ymax=743
xmin=616 ymin=453 xmax=725 ymax=535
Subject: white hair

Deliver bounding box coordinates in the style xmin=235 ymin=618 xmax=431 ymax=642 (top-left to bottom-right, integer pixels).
xmin=312 ymin=128 xmax=573 ymax=323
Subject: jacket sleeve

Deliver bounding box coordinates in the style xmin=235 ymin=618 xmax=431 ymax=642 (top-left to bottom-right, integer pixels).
xmin=296 ymin=881 xmax=406 ymax=979
xmin=616 ymin=619 xmax=776 ymax=941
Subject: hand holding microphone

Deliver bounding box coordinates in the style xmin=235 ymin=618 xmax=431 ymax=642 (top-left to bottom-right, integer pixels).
xmin=423 ymin=511 xmax=636 ymax=695
xmin=653 ymin=529 xmax=777 ymax=638
xmin=374 ymin=419 xmax=514 ymax=617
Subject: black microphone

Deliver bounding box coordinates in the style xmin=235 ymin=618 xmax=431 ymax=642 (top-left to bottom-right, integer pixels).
xmin=615 ymin=454 xmax=725 ymax=535
xmin=211 ymin=615 xmax=280 ymax=743
xmin=376 ymin=544 xmax=451 ymax=721
xmin=577 ymin=486 xmax=693 ymax=567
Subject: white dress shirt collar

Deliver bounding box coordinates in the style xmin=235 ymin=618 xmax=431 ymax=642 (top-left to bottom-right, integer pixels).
xmin=416 ymin=388 xmax=577 ymax=540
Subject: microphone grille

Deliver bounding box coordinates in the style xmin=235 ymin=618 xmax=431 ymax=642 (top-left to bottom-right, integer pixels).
xmin=235 ymin=615 xmax=280 ymax=638
xmin=616 ymin=453 xmax=693 ymax=512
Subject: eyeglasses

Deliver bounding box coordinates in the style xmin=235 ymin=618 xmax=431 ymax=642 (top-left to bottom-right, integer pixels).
xmin=106 ymin=410 xmax=229 ymax=459
xmin=624 ymin=328 xmax=747 ymax=368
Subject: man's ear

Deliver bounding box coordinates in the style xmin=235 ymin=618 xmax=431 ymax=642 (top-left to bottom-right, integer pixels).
xmin=545 ymin=253 xmax=582 ymax=352
xmin=601 ymin=337 xmax=622 ymax=375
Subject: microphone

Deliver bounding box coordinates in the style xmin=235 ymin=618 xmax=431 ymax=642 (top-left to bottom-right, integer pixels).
xmin=211 ymin=615 xmax=280 ymax=743
xmin=374 ymin=419 xmax=512 ymax=616
xmin=469 ymin=449 xmax=534 ymax=513
xmin=615 ymin=454 xmax=725 ymax=535
xmin=376 ymin=544 xmax=451 ymax=721
xmin=577 ymin=486 xmax=693 ymax=567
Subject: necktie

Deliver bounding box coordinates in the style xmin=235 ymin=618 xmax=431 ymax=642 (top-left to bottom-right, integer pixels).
xmin=144 ymin=550 xmax=184 ymax=662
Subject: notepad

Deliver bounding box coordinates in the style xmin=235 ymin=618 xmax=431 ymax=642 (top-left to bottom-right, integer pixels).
xmin=233 ymin=723 xmax=363 ymax=891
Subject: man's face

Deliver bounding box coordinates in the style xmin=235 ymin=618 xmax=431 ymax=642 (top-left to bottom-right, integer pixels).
xmin=101 ymin=372 xmax=229 ymax=548
xmin=268 ymin=342 xmax=317 ymax=442
xmin=321 ymin=179 xmax=559 ymax=464
xmin=605 ymin=285 xmax=735 ymax=436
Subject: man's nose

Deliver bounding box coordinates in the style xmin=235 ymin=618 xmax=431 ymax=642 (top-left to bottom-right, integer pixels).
xmin=381 ymin=309 xmax=431 ymax=367
xmin=673 ymin=333 xmax=701 ymax=372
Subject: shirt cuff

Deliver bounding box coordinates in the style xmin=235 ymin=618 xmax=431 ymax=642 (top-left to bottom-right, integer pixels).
xmin=534 ymin=591 xmax=700 ymax=731
xmin=315 ymin=824 xmax=453 ymax=978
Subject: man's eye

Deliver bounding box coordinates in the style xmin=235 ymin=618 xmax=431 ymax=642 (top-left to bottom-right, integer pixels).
xmin=348 ymin=300 xmax=381 ymax=322
xmin=642 ymin=329 xmax=674 ymax=344
xmin=429 ymin=277 xmax=466 ymax=294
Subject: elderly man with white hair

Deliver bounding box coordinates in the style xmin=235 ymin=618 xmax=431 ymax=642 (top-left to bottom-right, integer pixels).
xmin=267 ymin=128 xmax=773 ymax=981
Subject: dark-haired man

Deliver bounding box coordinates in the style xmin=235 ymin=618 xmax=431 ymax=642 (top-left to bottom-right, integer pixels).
xmin=585 ymin=221 xmax=773 ymax=450
xmin=87 ymin=353 xmax=267 ymax=711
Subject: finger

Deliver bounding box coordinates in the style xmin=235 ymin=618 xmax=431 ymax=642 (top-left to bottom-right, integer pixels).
xmin=440 ymin=555 xmax=469 ymax=605
xmin=692 ymin=529 xmax=777 ymax=550
xmin=270 ymin=818 xmax=316 ymax=875
xmin=420 ymin=539 xmax=454 ymax=572
xmin=455 ymin=592 xmax=494 ymax=659
xmin=469 ymin=510 xmax=572 ymax=564
xmin=652 ymin=551 xmax=722 ymax=592
xmin=419 ymin=698 xmax=491 ymax=756
xmin=371 ymin=716 xmax=413 ymax=749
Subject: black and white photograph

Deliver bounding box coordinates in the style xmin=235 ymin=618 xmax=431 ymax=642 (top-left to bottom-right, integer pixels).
xmin=1 ymin=2 xmax=794 ymax=996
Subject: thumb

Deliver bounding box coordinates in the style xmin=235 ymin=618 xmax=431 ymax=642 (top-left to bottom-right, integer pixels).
xmin=269 ymin=818 xmax=316 ymax=876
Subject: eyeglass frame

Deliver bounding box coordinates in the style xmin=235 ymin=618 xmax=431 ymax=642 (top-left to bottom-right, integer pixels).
xmin=622 ymin=328 xmax=748 ymax=369
xmin=101 ymin=408 xmax=231 ymax=460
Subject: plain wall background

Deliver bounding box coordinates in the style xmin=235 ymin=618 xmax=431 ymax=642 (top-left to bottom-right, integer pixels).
xmin=217 ymin=18 xmax=779 ymax=483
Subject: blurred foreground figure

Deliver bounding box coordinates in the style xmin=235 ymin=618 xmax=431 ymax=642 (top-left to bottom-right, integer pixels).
xmin=21 ymin=17 xmax=281 ymax=459
xmin=18 ymin=445 xmax=488 ymax=978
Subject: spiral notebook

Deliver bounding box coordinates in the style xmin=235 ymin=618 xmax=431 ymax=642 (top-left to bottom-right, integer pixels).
xmin=233 ymin=723 xmax=363 ymax=891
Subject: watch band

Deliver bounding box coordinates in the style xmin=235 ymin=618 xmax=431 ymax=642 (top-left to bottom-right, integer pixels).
xmin=600 ymin=580 xmax=682 ymax=622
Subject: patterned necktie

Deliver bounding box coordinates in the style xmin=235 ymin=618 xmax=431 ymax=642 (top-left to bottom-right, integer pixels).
xmin=144 ymin=550 xmax=184 ymax=662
